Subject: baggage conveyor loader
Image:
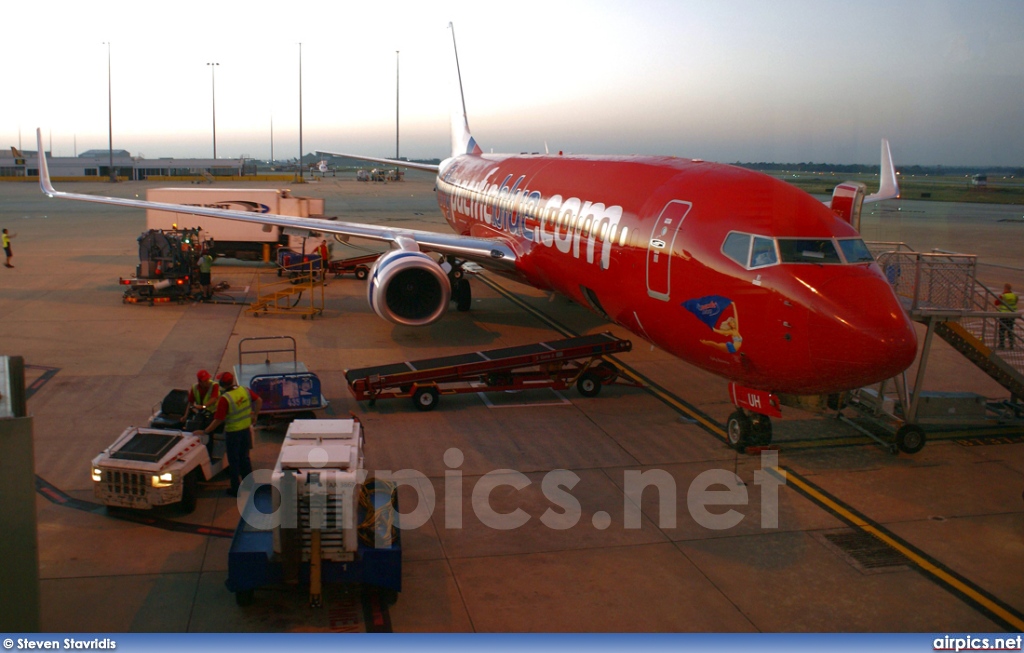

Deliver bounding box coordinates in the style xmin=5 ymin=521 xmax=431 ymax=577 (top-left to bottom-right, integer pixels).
xmin=345 ymin=332 xmax=640 ymax=411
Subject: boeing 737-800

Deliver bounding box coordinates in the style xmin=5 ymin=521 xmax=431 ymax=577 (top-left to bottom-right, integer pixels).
xmin=36 ymin=24 xmax=917 ymax=450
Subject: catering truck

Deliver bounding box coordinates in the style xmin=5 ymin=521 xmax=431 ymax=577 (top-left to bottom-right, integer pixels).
xmin=146 ymin=188 xmax=331 ymax=261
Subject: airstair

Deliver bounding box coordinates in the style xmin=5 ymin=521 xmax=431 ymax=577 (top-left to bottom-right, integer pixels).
xmin=844 ymin=243 xmax=1024 ymax=453
xmin=873 ymin=243 xmax=1024 ymax=398
xmin=246 ymin=258 xmax=325 ymax=320
xmin=190 ymin=169 xmax=215 ymax=184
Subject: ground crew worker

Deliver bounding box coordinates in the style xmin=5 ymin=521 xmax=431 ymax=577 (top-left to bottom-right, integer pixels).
xmin=185 ymin=369 xmax=220 ymax=424
xmin=197 ymin=250 xmax=214 ymax=299
xmin=3 ymin=228 xmax=15 ymax=268
xmin=996 ymin=283 xmax=1019 ymax=350
xmin=195 ymin=372 xmax=262 ymax=497
xmin=317 ymin=240 xmax=329 ymax=282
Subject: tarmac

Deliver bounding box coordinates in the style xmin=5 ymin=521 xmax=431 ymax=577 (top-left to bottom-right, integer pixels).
xmin=1 ymin=172 xmax=1022 ymax=632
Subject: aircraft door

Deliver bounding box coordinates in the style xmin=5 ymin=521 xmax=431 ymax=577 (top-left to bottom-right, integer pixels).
xmin=646 ymin=200 xmax=692 ymax=301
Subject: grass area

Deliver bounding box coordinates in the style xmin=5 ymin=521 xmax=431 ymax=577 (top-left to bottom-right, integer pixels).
xmin=767 ymin=171 xmax=1024 ymax=204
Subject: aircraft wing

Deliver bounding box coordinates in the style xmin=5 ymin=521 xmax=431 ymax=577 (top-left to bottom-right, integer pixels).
xmin=316 ymin=150 xmax=440 ymax=173
xmin=35 ymin=129 xmax=514 ymax=271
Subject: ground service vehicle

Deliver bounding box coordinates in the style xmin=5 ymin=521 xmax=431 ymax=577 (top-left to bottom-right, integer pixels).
xmin=234 ymin=336 xmax=328 ymax=424
xmin=90 ymin=391 xmax=226 ymax=513
xmin=120 ymin=228 xmax=208 ymax=304
xmin=226 ymin=418 xmax=401 ymax=607
xmin=328 ymin=253 xmax=381 ymax=280
xmin=346 ymin=332 xmax=636 ymax=411
xmin=146 ymin=188 xmax=330 ymax=261
xmin=89 ymin=399 xmax=226 ymax=515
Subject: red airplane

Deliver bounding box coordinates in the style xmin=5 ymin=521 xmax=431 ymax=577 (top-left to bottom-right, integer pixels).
xmin=36 ymin=24 xmax=917 ymax=450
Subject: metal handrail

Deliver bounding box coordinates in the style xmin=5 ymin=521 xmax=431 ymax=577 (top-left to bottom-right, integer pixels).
xmin=869 ymin=242 xmax=1022 ymax=375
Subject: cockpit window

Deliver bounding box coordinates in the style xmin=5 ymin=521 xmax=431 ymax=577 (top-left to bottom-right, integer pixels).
xmin=778 ymin=238 xmax=842 ymax=264
xmin=750 ymin=236 xmax=778 ymax=268
xmin=838 ymin=238 xmax=874 ymax=263
xmin=723 ymin=234 xmax=867 ymax=268
xmin=722 ymin=232 xmax=751 ymax=267
xmin=722 ymin=232 xmax=779 ymax=269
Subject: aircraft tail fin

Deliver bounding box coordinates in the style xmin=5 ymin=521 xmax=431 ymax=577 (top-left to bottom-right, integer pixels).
xmin=448 ymin=22 xmax=482 ymax=158
xmin=864 ymin=138 xmax=899 ymax=203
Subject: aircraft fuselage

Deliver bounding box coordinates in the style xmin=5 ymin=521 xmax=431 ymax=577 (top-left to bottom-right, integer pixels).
xmin=435 ymin=153 xmax=917 ymax=395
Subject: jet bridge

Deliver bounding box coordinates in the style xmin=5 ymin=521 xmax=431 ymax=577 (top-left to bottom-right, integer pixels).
xmin=844 ymin=243 xmax=1024 ymax=453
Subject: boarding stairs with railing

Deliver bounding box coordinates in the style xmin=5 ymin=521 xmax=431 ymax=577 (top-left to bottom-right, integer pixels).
xmin=246 ymin=259 xmax=325 ymax=320
xmin=870 ymin=243 xmax=1024 ymax=400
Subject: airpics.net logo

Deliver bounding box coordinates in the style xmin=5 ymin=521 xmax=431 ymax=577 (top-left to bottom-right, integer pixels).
xmin=934 ymin=635 xmax=1023 ymax=651
xmin=235 ymin=447 xmax=786 ymax=538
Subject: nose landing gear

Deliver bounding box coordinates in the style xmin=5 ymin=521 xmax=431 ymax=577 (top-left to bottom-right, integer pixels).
xmin=726 ymin=410 xmax=774 ymax=451
xmin=726 ymin=382 xmax=781 ymax=452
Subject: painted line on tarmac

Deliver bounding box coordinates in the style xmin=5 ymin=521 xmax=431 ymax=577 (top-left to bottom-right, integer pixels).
xmin=34 ymin=475 xmax=235 ymax=538
xmin=25 ymin=364 xmax=60 ymax=398
xmin=476 ymin=275 xmax=727 ymax=442
xmin=778 ymin=466 xmax=1024 ymax=632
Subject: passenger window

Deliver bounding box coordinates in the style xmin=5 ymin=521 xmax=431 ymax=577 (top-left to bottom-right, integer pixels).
xmin=838 ymin=238 xmax=874 ymax=263
xmin=750 ymin=236 xmax=778 ymax=268
xmin=778 ymin=239 xmax=842 ymax=264
xmin=721 ymin=232 xmax=751 ymax=267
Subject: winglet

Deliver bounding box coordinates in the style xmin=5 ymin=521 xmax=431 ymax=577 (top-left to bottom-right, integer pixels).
xmin=865 ymin=138 xmax=899 ymax=203
xmin=36 ymin=128 xmax=57 ymax=197
xmin=448 ymin=22 xmax=482 ymax=158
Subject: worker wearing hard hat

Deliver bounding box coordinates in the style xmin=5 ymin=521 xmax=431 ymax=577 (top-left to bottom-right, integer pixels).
xmin=195 ymin=371 xmax=262 ymax=497
xmin=185 ymin=369 xmax=220 ymax=424
xmin=197 ymin=249 xmax=214 ymax=300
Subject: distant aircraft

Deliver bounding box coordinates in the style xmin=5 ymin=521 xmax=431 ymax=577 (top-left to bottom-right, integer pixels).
xmin=311 ymin=159 xmax=334 ymax=176
xmin=36 ymin=23 xmax=916 ymax=449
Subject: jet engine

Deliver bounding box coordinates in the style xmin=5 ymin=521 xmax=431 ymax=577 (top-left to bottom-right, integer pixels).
xmin=367 ymin=249 xmax=451 ymax=326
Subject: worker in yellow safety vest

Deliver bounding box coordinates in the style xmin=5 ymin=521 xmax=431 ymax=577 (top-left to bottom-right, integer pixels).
xmin=197 ymin=250 xmax=214 ymax=300
xmin=185 ymin=369 xmax=220 ymax=423
xmin=3 ymin=228 xmax=15 ymax=268
xmin=996 ymin=283 xmax=1018 ymax=350
xmin=195 ymin=371 xmax=262 ymax=497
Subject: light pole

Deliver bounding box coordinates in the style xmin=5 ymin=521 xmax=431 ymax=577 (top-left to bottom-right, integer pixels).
xmin=396 ymin=50 xmax=400 ymax=163
xmin=207 ymin=62 xmax=219 ymax=159
xmin=103 ymin=42 xmax=115 ymax=182
xmin=297 ymin=43 xmax=303 ymax=182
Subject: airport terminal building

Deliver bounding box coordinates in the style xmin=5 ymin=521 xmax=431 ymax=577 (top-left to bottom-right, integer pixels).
xmin=0 ymin=149 xmax=245 ymax=180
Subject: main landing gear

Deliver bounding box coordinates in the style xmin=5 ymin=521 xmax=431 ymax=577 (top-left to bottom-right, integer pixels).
xmin=445 ymin=257 xmax=472 ymax=312
xmin=726 ymin=409 xmax=773 ymax=451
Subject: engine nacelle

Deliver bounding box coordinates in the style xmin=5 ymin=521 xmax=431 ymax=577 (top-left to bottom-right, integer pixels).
xmin=367 ymin=249 xmax=451 ymax=326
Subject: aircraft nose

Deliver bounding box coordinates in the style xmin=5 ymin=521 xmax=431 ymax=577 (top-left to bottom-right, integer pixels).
xmin=807 ymin=273 xmax=918 ymax=389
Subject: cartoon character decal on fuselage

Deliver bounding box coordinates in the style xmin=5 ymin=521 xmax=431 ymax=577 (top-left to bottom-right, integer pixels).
xmin=685 ymin=295 xmax=743 ymax=354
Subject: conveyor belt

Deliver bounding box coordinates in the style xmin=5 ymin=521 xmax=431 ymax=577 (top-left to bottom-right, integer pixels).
xmin=346 ymin=332 xmax=623 ymax=384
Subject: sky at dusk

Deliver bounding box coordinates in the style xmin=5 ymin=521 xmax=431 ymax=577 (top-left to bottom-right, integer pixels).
xmin=6 ymin=0 xmax=1023 ymax=166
